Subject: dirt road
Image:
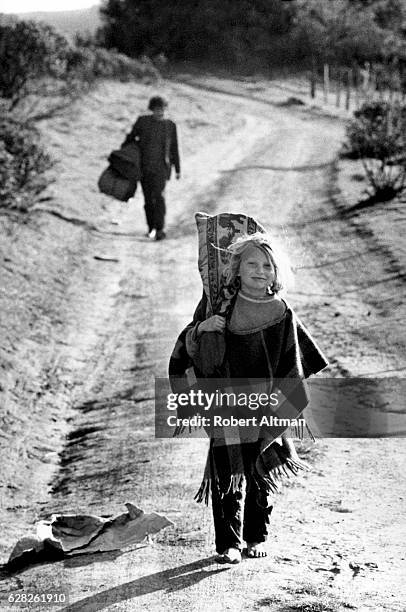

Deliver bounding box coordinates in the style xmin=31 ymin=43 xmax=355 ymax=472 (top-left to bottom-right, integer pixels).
xmin=0 ymin=75 xmax=405 ymax=611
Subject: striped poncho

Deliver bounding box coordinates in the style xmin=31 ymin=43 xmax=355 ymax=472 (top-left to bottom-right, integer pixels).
xmin=169 ymin=290 xmax=328 ymax=503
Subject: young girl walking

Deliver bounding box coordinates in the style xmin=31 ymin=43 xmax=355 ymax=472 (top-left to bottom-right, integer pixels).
xmin=169 ymin=215 xmax=328 ymax=564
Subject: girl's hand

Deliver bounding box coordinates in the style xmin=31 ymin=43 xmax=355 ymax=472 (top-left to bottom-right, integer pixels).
xmin=197 ymin=315 xmax=226 ymax=335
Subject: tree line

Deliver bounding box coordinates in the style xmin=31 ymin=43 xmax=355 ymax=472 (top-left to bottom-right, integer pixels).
xmin=98 ymin=0 xmax=406 ymax=69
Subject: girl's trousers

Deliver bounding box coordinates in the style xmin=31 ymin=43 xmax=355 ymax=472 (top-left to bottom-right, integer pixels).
xmin=210 ymin=441 xmax=273 ymax=554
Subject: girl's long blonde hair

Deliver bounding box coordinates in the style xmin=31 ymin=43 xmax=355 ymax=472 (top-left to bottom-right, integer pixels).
xmin=223 ymin=232 xmax=293 ymax=294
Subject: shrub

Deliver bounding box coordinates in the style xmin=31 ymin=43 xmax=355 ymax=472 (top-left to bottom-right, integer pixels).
xmin=67 ymin=45 xmax=159 ymax=82
xmin=0 ymin=18 xmax=70 ymax=109
xmin=344 ymin=100 xmax=406 ymax=160
xmin=0 ymin=16 xmax=159 ymax=117
xmin=90 ymin=48 xmax=159 ymax=80
xmin=0 ymin=115 xmax=53 ymax=212
xmin=343 ymin=100 xmax=406 ymax=201
xmin=0 ymin=17 xmax=158 ymax=214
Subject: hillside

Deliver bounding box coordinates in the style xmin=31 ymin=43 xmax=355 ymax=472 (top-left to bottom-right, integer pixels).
xmin=12 ymin=5 xmax=101 ymax=38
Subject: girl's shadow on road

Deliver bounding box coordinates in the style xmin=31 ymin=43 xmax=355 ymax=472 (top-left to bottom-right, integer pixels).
xmin=62 ymin=556 xmax=228 ymax=612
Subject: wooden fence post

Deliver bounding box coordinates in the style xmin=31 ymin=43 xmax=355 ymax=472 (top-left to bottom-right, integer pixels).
xmin=323 ymin=64 xmax=329 ymax=103
xmin=360 ymin=62 xmax=370 ymax=102
xmin=345 ymin=68 xmax=352 ymax=111
xmin=310 ymin=58 xmax=316 ymax=99
xmin=389 ymin=81 xmax=394 ymax=103
xmin=336 ymin=68 xmax=342 ymax=107
xmin=354 ymin=66 xmax=360 ymax=108
xmin=370 ymin=68 xmax=376 ymax=101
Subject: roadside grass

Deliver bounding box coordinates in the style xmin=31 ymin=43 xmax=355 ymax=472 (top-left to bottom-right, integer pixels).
xmin=255 ymin=582 xmax=357 ymax=611
xmin=284 ymin=583 xmax=356 ymax=611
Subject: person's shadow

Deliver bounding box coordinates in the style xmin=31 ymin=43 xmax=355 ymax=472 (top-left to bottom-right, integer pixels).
xmin=62 ymin=556 xmax=228 ymax=612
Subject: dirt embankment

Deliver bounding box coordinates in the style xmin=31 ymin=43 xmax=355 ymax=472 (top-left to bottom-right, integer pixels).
xmin=0 ymin=75 xmax=405 ymax=611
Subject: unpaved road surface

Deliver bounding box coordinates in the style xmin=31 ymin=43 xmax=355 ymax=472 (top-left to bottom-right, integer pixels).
xmin=0 ymin=75 xmax=405 ymax=611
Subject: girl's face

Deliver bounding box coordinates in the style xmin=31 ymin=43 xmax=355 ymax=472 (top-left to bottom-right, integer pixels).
xmin=239 ymin=246 xmax=275 ymax=296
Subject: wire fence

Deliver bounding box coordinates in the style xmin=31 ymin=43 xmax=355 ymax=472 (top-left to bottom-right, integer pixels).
xmin=309 ymin=62 xmax=406 ymax=111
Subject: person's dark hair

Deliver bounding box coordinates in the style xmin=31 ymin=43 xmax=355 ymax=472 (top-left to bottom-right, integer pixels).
xmin=148 ymin=95 xmax=168 ymax=110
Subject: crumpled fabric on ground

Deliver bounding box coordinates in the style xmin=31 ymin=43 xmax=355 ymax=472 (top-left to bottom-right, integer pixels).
xmin=7 ymin=502 xmax=173 ymax=570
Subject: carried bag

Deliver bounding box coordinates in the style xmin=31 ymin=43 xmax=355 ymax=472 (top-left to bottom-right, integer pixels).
xmin=195 ymin=212 xmax=266 ymax=314
xmin=98 ymin=165 xmax=137 ymax=202
xmin=193 ymin=329 xmax=226 ymax=377
xmin=108 ymin=142 xmax=141 ymax=182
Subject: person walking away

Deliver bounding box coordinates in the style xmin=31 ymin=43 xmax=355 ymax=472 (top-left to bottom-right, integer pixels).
xmin=122 ymin=96 xmax=180 ymax=241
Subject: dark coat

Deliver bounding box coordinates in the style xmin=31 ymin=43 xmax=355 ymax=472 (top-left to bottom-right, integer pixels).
xmin=123 ymin=114 xmax=180 ymax=180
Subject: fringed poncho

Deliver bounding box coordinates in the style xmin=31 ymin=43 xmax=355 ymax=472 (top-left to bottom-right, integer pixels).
xmin=169 ymin=290 xmax=328 ymax=504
